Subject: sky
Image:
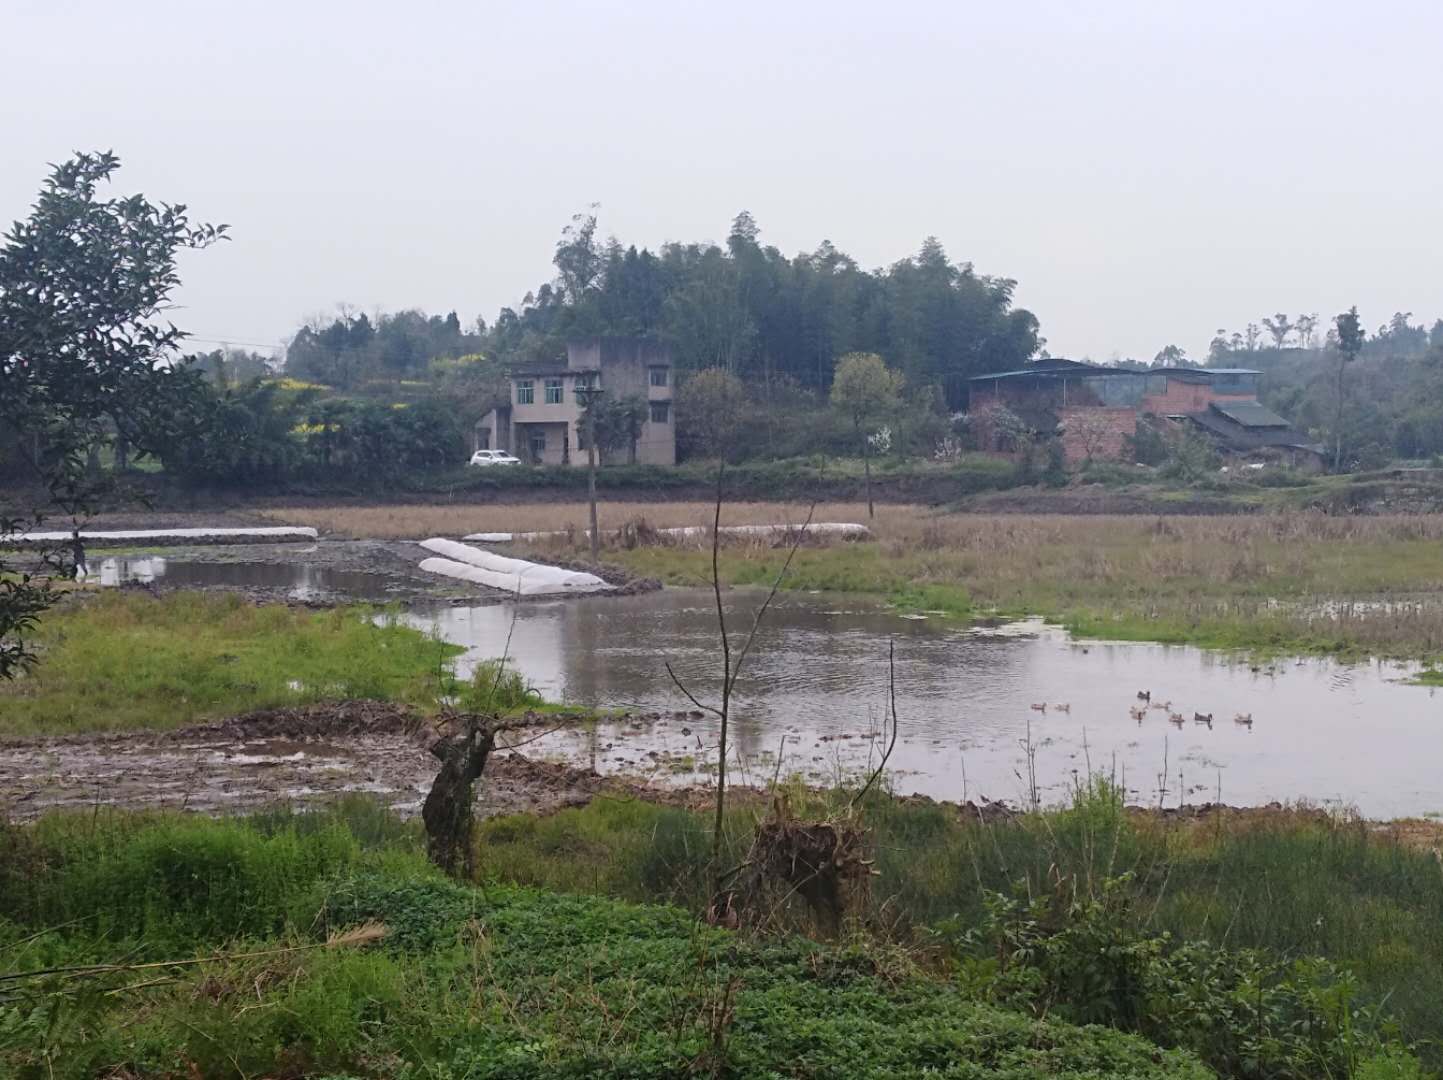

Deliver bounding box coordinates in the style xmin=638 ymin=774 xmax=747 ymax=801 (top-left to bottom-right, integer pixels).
xmin=3 ymin=0 xmax=1441 ymax=364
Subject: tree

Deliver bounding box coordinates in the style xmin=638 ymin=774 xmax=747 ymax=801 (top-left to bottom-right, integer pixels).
xmin=1244 ymin=323 xmax=1262 ymax=351
xmin=553 ymin=208 xmax=603 ymax=305
xmin=1262 ymin=313 xmax=1294 ymax=349
xmin=1207 ymin=329 xmax=1232 ymax=365
xmin=1150 ymin=344 xmax=1189 ymax=368
xmin=675 ymin=368 xmax=748 ymax=460
xmin=0 ymin=153 xmax=223 ymax=677
xmin=1295 ymin=313 xmax=1320 ymax=350
xmin=1331 ymin=306 xmax=1365 ymax=471
xmin=830 ymin=353 xmax=903 ymax=518
xmin=582 ymin=394 xmax=647 ymax=464
xmin=1060 ymin=409 xmax=1119 ymax=466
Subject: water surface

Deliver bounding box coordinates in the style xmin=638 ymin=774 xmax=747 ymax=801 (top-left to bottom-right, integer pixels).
xmin=407 ymin=588 xmax=1443 ymax=818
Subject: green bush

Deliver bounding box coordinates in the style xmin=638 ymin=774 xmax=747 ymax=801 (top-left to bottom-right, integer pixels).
xmin=456 ymin=658 xmax=540 ymax=713
xmin=936 ymin=873 xmax=1421 ymax=1079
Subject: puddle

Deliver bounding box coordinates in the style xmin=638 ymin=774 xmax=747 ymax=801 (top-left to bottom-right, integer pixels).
xmin=93 ymin=554 xmax=403 ymax=602
xmin=406 ymin=589 xmax=1443 ymax=818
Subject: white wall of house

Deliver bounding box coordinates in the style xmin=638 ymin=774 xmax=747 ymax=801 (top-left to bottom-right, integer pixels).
xmin=499 ymin=339 xmax=675 ymax=466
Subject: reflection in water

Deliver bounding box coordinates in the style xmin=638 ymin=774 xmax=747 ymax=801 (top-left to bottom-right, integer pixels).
xmin=94 ymin=554 xmax=400 ymax=601
xmin=408 ymin=589 xmax=1443 ymax=819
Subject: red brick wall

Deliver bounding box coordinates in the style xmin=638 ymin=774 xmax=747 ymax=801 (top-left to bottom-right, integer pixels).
xmin=1058 ymin=406 xmax=1137 ymax=465
xmin=1141 ymin=380 xmax=1252 ymax=414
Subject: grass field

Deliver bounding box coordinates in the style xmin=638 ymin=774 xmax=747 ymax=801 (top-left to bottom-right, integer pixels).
xmin=578 ymin=510 xmax=1443 ymax=661
xmin=0 ymin=592 xmax=455 ymax=736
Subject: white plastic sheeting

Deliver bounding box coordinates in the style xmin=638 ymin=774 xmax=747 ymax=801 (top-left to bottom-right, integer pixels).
xmin=463 ymin=522 xmax=870 ymax=544
xmin=417 ymin=538 xmax=610 ymax=596
xmin=3 ymin=527 xmax=318 ymax=544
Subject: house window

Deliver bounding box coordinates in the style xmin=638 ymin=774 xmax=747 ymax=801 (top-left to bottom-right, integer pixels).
xmin=649 ymin=367 xmax=669 ymax=388
xmin=515 ymin=379 xmax=534 ymax=404
xmin=649 ymin=401 xmax=670 ymax=424
xmin=544 ymin=378 xmax=563 ymax=404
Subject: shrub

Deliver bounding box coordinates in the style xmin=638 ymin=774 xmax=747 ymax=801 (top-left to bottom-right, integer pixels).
xmin=936 ymin=873 xmax=1421 ymax=1080
xmin=456 ymin=658 xmax=539 ymax=714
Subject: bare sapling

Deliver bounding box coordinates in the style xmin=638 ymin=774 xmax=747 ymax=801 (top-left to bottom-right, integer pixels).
xmin=666 ymin=464 xmax=815 ymax=900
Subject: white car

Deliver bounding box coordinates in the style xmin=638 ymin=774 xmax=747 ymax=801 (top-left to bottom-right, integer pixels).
xmin=468 ymin=449 xmax=522 ymax=467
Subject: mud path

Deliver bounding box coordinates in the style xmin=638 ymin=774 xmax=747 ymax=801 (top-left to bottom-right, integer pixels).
xmin=0 ymin=702 xmax=662 ymax=822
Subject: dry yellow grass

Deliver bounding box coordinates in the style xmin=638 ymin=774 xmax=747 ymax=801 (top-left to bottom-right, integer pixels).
xmin=256 ymin=501 xmax=888 ymax=540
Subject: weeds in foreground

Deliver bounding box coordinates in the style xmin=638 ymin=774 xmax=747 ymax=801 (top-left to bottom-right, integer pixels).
xmin=474 ymin=778 xmax=1443 ymax=1072
xmin=0 ymin=807 xmax=1212 ymax=1079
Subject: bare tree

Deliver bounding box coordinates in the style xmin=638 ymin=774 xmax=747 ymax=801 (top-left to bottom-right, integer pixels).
xmin=666 ymin=465 xmax=814 ymax=894
xmin=1060 ymin=409 xmax=1120 ymax=466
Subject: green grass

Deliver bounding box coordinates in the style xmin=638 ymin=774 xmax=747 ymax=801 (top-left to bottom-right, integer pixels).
xmin=0 ymin=591 xmax=457 ymax=736
xmin=0 ymin=805 xmax=1214 ymax=1079
xmin=1410 ymin=668 xmax=1443 ymax=686
xmin=470 ymin=787 xmax=1443 ymax=1069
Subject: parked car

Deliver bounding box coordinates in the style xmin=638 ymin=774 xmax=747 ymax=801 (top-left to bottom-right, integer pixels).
xmin=468 ymin=449 xmax=521 ymax=467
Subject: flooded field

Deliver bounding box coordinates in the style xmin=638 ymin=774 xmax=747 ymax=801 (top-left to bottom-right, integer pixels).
xmin=408 ymin=589 xmax=1442 ymax=819
xmin=77 ymin=552 xmax=1443 ymax=819
xmin=93 ymin=552 xmax=402 ymax=601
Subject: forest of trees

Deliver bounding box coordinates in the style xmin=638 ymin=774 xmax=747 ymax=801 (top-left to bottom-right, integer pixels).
xmin=1204 ymin=311 xmax=1443 ymax=467
xmin=283 ymin=212 xmax=1042 ymax=411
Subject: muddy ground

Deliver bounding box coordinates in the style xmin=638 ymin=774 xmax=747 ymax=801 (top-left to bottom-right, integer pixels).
xmin=11 ymin=537 xmax=655 ymax=607
xmin=0 ymin=701 xmax=713 ymax=822
xmin=7 ymin=701 xmax=1439 ymax=859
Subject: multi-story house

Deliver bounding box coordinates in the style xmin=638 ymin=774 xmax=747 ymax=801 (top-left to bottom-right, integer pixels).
xmin=475 ymin=337 xmax=676 ymax=466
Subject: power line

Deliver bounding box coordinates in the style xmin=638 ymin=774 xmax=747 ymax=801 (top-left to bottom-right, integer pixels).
xmin=184 ymin=335 xmax=286 ymax=351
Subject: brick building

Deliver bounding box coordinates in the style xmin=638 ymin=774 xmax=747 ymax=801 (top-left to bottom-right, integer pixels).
xmin=967 ymin=360 xmax=1323 ymax=468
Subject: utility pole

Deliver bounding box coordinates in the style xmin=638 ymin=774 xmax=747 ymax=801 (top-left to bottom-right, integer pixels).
xmin=576 ymin=382 xmax=605 ymax=563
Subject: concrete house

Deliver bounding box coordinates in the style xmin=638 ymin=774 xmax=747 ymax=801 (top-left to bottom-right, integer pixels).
xmin=476 ymin=338 xmax=676 ymax=466
xmin=967 ymin=361 xmax=1324 ymax=469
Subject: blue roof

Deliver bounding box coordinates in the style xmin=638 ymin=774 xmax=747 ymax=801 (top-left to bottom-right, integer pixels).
xmin=1198 ymin=368 xmax=1262 ymax=375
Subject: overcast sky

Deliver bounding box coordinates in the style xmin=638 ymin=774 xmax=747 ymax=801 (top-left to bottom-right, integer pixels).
xmin=4 ymin=0 xmax=1441 ymax=363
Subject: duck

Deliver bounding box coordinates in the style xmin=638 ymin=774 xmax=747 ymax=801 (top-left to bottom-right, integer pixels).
xmin=1149 ymin=699 xmax=1171 ymax=711
xmin=1168 ymin=714 xmax=1184 ymax=728
xmin=1234 ymin=713 xmax=1253 ymax=728
xmin=1193 ymin=712 xmax=1213 ymax=729
xmin=1030 ymin=702 xmax=1047 ymax=712
xmin=1137 ymin=690 xmax=1151 ymax=702
xmin=1129 ymin=706 xmax=1147 ymax=722
xmin=1054 ymin=703 xmax=1071 ymax=713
